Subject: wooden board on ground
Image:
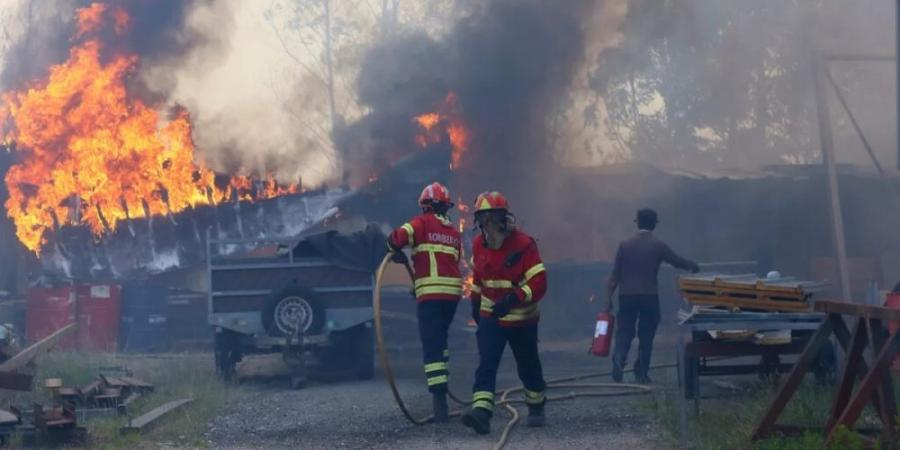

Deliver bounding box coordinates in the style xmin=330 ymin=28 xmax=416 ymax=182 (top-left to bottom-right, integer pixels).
xmin=118 ymin=377 xmax=153 ymax=391
xmin=120 ymin=398 xmax=193 ymax=434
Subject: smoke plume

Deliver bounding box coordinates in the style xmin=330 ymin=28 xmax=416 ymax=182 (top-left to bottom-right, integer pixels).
xmin=1 ymin=0 xmax=226 ymax=93
xmin=339 ymin=0 xmax=597 ymax=210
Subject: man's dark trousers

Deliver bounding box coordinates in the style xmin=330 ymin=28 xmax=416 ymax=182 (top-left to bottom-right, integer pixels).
xmin=612 ymin=294 xmax=660 ymax=377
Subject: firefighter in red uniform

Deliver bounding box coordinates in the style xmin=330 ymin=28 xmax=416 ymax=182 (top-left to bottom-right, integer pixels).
xmin=387 ymin=182 xmax=462 ymax=422
xmin=461 ymin=191 xmax=548 ymax=435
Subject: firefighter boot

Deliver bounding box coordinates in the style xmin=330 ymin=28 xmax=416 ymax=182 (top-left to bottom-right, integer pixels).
xmin=526 ymin=402 xmax=545 ymax=427
xmin=432 ymin=392 xmax=449 ymax=423
xmin=461 ymin=407 xmax=492 ymax=435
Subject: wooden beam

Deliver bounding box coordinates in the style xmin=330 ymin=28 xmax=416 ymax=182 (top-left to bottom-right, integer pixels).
xmin=752 ymin=318 xmax=834 ymax=440
xmin=120 ymin=398 xmax=193 ymax=434
xmin=825 ymin=332 xmax=900 ymax=445
xmin=0 ymin=323 xmax=75 ymax=373
xmin=826 ymin=318 xmax=869 ymax=430
xmin=816 ymin=301 xmax=900 ymax=321
xmin=867 ymin=321 xmax=897 ymax=439
xmin=812 ymin=52 xmax=852 ymax=301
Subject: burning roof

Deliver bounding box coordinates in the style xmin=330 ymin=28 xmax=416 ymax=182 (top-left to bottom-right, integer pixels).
xmin=0 ymin=3 xmax=298 ymax=254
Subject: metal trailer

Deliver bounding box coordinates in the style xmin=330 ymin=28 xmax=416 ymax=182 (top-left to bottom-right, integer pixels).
xmin=206 ymin=233 xmax=375 ymax=388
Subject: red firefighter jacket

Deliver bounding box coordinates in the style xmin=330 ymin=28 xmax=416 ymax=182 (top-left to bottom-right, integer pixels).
xmin=470 ymin=229 xmax=547 ymax=327
xmin=388 ymin=212 xmax=462 ymax=302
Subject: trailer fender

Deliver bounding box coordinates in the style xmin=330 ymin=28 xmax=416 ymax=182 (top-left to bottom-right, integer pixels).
xmin=325 ymin=307 xmax=374 ymax=332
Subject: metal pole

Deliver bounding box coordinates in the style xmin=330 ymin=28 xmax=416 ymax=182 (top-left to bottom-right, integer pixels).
xmin=812 ymin=52 xmax=852 ymax=301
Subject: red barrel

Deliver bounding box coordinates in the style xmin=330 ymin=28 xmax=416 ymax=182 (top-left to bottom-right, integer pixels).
xmin=885 ymin=293 xmax=900 ymax=370
xmin=75 ymin=284 xmax=121 ymax=352
xmin=591 ymin=311 xmax=615 ymax=357
xmin=26 ymin=286 xmax=76 ymax=350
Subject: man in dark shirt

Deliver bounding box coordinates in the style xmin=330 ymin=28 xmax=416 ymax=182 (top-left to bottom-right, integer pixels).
xmin=605 ymin=208 xmax=699 ymax=384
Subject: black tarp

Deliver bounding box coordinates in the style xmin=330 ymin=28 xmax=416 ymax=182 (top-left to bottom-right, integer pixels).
xmin=292 ymin=224 xmax=387 ymax=273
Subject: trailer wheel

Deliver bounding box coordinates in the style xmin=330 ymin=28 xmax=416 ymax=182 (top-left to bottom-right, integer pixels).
xmin=214 ymin=329 xmax=242 ymax=381
xmin=263 ymin=286 xmax=323 ymax=337
xmin=354 ymin=322 xmax=375 ymax=380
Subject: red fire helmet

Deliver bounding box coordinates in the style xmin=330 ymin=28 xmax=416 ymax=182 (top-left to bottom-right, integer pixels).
xmin=418 ymin=182 xmax=452 ymax=206
xmin=474 ymin=191 xmax=509 ymax=212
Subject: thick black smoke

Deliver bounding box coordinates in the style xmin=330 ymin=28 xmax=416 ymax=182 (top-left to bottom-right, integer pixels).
xmin=338 ymin=0 xmax=593 ymax=207
xmin=1 ymin=0 xmax=227 ymax=94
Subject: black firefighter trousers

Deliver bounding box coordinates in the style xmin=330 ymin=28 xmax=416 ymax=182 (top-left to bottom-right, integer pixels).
xmin=612 ymin=294 xmax=661 ymax=378
xmin=471 ymin=318 xmax=546 ymax=412
xmin=417 ymin=300 xmax=459 ymax=393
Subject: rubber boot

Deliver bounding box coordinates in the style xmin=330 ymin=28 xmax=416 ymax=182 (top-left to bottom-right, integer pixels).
xmin=432 ymin=392 xmax=449 ymax=423
xmin=526 ymin=402 xmax=545 ymax=427
xmin=461 ymin=407 xmax=492 ymax=435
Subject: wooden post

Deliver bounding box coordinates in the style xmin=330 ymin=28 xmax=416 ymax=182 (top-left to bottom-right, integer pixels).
xmin=753 ymin=302 xmax=900 ymax=446
xmin=811 ymin=52 xmax=852 ymax=301
xmin=323 ymin=0 xmax=341 ymax=182
xmin=752 ymin=317 xmax=834 ymax=440
xmin=825 ymin=317 xmax=868 ymax=431
xmin=825 ymin=332 xmax=900 ymax=444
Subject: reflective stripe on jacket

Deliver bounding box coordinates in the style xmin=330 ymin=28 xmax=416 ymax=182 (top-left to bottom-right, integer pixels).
xmin=388 ymin=212 xmax=463 ymax=302
xmin=470 ymin=229 xmax=547 ymax=327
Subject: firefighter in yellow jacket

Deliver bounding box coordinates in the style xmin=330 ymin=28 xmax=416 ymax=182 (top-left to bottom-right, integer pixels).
xmin=387 ymin=182 xmax=462 ymax=422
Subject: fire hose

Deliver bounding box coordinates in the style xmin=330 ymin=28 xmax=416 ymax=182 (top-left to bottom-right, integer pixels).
xmin=374 ymin=253 xmax=667 ymax=449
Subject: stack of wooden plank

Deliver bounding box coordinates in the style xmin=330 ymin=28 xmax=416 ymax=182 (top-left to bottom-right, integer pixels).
xmin=678 ymin=273 xmax=827 ymax=312
xmin=51 ymin=372 xmax=154 ymax=411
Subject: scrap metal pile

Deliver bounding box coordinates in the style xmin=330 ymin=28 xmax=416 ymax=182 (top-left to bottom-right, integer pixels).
xmin=678 ymin=273 xmax=828 ymax=313
xmin=2 ymin=367 xmax=155 ymax=446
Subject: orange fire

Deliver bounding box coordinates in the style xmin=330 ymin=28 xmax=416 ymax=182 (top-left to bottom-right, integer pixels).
xmin=1 ymin=4 xmax=298 ymax=253
xmin=413 ymin=93 xmax=470 ymax=170
xmin=75 ymin=3 xmax=107 ymax=38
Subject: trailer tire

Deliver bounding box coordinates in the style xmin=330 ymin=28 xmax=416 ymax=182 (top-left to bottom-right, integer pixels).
xmin=214 ymin=329 xmax=242 ymax=381
xmin=263 ymin=286 xmax=324 ymax=337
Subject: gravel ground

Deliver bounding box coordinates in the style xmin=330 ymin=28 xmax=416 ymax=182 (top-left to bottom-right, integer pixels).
xmin=197 ymin=293 xmax=678 ymax=449
xmin=202 ymin=338 xmax=675 ymax=448
xmin=203 ymin=378 xmax=670 ymax=450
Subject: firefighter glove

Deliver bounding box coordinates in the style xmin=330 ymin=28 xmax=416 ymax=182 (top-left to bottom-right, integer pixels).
xmin=491 ymin=292 xmax=519 ymax=318
xmin=390 ymin=250 xmax=408 ymax=264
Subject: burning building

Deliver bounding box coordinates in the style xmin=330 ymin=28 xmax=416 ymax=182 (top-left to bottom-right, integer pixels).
xmin=0 ymin=0 xmax=896 ymax=309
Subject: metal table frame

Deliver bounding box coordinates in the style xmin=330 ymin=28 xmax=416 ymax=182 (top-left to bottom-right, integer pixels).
xmin=676 ymin=311 xmax=826 ymax=446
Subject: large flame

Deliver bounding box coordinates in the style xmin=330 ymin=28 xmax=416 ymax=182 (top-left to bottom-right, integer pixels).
xmin=1 ymin=4 xmax=297 ymax=253
xmin=413 ymin=93 xmax=470 ymax=170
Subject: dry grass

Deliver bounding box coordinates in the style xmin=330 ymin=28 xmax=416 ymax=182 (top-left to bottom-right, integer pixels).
xmin=643 ymin=367 xmax=889 ymax=450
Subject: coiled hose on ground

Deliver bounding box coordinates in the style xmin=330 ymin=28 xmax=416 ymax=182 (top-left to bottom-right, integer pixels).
xmin=373 ymin=253 xmax=665 ymax=449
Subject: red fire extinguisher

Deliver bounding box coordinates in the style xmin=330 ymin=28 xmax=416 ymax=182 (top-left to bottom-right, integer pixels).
xmin=591 ymin=310 xmax=615 ymax=357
